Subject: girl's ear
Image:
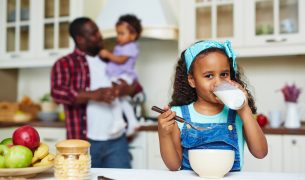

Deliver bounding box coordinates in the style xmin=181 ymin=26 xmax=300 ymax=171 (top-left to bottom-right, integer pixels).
xmin=188 ymin=74 xmax=196 ymax=88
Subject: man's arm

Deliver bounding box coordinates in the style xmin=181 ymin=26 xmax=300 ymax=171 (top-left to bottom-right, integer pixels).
xmin=74 ymin=88 xmax=117 ymax=104
xmin=51 ymin=60 xmax=80 ymax=105
xmin=51 ymin=60 xmax=117 ymax=105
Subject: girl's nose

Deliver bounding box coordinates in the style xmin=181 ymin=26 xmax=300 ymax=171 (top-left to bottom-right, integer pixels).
xmin=214 ymin=78 xmax=223 ymax=87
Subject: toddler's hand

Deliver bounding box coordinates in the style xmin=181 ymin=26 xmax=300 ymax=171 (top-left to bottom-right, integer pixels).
xmin=157 ymin=105 xmax=176 ymax=137
xmin=99 ymin=49 xmax=109 ymax=59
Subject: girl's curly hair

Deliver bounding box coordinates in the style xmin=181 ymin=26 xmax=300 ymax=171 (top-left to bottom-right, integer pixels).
xmin=169 ymin=48 xmax=257 ymax=114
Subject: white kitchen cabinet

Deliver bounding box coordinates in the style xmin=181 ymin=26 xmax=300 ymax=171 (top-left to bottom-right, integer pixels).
xmin=0 ymin=0 xmax=83 ymax=68
xmin=245 ymin=0 xmax=305 ymax=45
xmin=128 ymin=131 xmax=167 ymax=170
xmin=243 ymin=135 xmax=283 ymax=172
xmin=179 ymin=0 xmax=305 ymax=57
xmin=244 ymin=134 xmax=305 ymax=173
xmin=147 ymin=132 xmax=167 ymax=170
xmin=0 ymin=0 xmax=34 ymax=61
xmin=129 ymin=132 xmax=148 ymax=169
xmin=283 ymin=135 xmax=305 ymax=173
xmin=240 ymin=0 xmax=305 ymax=57
xmin=179 ymin=0 xmax=244 ymax=51
xmin=0 ymin=127 xmax=66 ymax=154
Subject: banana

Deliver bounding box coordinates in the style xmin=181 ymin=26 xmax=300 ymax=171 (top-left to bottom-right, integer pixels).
xmin=32 ymin=153 xmax=55 ymax=167
xmin=32 ymin=143 xmax=49 ymax=164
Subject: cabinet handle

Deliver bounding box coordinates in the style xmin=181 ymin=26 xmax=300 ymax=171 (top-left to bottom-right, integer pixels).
xmin=11 ymin=54 xmax=20 ymax=58
xmin=49 ymin=52 xmax=59 ymax=56
xmin=292 ymin=139 xmax=297 ymax=145
xmin=266 ymin=38 xmax=287 ymax=43
xmin=43 ymin=138 xmax=58 ymax=142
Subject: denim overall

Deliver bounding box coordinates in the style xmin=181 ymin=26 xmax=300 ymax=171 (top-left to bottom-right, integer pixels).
xmin=180 ymin=105 xmax=241 ymax=171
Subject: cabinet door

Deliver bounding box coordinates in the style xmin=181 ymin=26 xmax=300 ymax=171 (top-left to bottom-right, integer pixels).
xmin=42 ymin=0 xmax=70 ymax=53
xmin=179 ymin=0 xmax=244 ymax=51
xmin=129 ymin=132 xmax=147 ymax=169
xmin=0 ymin=0 xmax=83 ymax=68
xmin=0 ymin=0 xmax=33 ymax=60
xmin=245 ymin=0 xmax=305 ymax=46
xmin=243 ymin=135 xmax=283 ymax=172
xmin=283 ymin=135 xmax=305 ymax=173
xmin=147 ymin=132 xmax=167 ymax=170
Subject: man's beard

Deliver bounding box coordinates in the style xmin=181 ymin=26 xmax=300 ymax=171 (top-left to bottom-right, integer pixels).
xmin=86 ymin=46 xmax=101 ymax=56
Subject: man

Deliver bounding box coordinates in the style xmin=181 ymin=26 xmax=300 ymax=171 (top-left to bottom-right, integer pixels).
xmin=51 ymin=17 xmax=139 ymax=168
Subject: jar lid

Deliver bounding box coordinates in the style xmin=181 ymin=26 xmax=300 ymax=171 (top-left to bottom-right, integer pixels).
xmin=56 ymin=139 xmax=90 ymax=154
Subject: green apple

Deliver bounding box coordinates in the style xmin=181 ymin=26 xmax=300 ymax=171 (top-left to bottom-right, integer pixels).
xmin=0 ymin=156 xmax=5 ymax=168
xmin=0 ymin=144 xmax=10 ymax=168
xmin=4 ymin=145 xmax=33 ymax=168
xmin=0 ymin=138 xmax=13 ymax=145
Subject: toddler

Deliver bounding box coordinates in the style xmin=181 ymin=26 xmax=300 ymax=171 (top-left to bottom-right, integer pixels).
xmin=100 ymin=14 xmax=142 ymax=137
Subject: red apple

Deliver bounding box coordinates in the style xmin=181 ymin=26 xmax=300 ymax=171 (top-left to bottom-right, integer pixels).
xmin=12 ymin=125 xmax=40 ymax=151
xmin=257 ymin=114 xmax=268 ymax=127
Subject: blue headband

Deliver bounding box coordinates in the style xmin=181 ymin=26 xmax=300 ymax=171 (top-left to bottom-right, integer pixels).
xmin=184 ymin=40 xmax=237 ymax=74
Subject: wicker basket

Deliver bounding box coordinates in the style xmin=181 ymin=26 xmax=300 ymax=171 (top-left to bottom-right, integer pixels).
xmin=0 ymin=102 xmax=18 ymax=121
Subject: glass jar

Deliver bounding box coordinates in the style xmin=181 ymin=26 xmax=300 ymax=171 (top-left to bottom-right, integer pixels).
xmin=54 ymin=139 xmax=91 ymax=180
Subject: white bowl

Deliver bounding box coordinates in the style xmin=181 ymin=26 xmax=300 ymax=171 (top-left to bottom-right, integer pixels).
xmin=188 ymin=149 xmax=235 ymax=179
xmin=38 ymin=112 xmax=58 ymax=121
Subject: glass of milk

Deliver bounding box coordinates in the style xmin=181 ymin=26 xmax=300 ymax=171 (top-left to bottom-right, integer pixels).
xmin=213 ymin=81 xmax=246 ymax=110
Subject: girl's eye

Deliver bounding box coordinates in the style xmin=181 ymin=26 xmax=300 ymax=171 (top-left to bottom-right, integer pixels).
xmin=220 ymin=72 xmax=229 ymax=77
xmin=205 ymin=74 xmax=213 ymax=79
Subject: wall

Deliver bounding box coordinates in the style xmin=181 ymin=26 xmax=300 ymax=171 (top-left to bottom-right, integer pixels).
xmin=18 ymin=68 xmax=51 ymax=102
xmin=238 ymin=55 xmax=305 ymax=121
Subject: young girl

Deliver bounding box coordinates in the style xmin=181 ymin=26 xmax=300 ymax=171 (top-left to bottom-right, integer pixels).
xmin=100 ymin=14 xmax=142 ymax=137
xmin=157 ymin=40 xmax=268 ymax=171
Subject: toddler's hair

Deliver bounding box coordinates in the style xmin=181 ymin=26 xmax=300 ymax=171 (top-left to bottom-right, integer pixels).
xmin=116 ymin=14 xmax=142 ymax=40
xmin=170 ymin=48 xmax=257 ymax=114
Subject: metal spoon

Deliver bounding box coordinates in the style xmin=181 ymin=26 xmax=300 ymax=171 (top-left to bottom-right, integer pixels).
xmin=151 ymin=106 xmax=210 ymax=131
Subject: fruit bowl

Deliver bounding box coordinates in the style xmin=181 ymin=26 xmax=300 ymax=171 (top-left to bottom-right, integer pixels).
xmin=0 ymin=164 xmax=53 ymax=178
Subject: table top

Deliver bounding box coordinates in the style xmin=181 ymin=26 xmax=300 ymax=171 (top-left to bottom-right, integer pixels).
xmin=32 ymin=168 xmax=305 ymax=180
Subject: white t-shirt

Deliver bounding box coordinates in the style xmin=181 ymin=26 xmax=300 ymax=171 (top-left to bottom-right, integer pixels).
xmin=86 ymin=55 xmax=125 ymax=140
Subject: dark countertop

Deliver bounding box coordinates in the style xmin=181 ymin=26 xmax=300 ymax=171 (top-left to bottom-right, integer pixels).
xmin=1 ymin=120 xmax=305 ymax=135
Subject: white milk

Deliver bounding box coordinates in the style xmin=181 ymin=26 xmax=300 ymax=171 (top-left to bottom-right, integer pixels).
xmin=213 ymin=82 xmax=246 ymax=110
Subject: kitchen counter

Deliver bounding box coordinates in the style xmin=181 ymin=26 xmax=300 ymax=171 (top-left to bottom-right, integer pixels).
xmin=31 ymin=168 xmax=305 ymax=180
xmin=1 ymin=120 xmax=305 ymax=135
xmin=0 ymin=120 xmax=65 ymax=128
